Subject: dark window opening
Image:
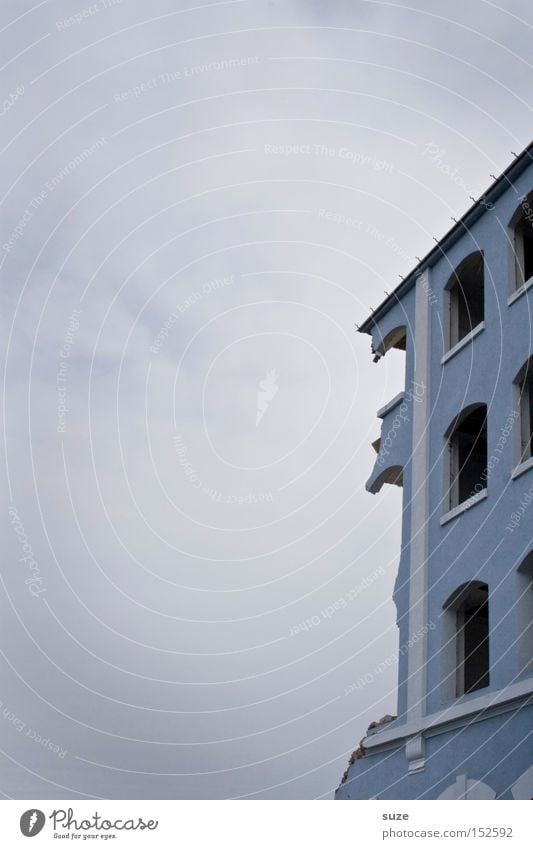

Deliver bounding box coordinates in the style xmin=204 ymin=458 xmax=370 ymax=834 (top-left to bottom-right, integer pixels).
xmin=447 ymin=253 xmax=484 ymax=349
xmin=518 ymin=362 xmax=533 ymax=463
xmin=529 ymin=384 xmax=533 ymax=457
xmin=514 ymin=214 xmax=533 ymax=289
xmin=456 ymin=584 xmax=490 ymax=696
xmin=448 ymin=405 xmax=487 ymax=509
xmin=517 ymin=552 xmax=533 ymax=677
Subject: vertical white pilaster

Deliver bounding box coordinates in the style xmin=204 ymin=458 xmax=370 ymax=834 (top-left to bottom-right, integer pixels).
xmin=406 ymin=270 xmax=431 ymax=720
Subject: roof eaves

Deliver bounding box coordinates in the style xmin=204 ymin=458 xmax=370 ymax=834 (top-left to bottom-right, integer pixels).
xmin=358 ymin=141 xmax=533 ymax=336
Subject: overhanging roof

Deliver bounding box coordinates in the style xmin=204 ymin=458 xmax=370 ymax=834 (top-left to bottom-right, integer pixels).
xmin=358 ymin=140 xmax=533 ymax=336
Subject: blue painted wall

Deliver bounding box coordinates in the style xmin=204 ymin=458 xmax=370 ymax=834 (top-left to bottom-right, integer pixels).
xmin=337 ymin=159 xmax=533 ymax=799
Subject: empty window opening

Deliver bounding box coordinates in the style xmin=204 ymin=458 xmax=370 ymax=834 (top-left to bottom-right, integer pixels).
xmin=446 ymin=252 xmax=484 ymax=349
xmin=517 ymin=552 xmax=533 ymax=677
xmin=443 ymin=582 xmax=490 ymax=699
xmin=448 ymin=405 xmax=488 ymax=509
xmin=515 ymin=359 xmax=533 ymax=463
xmin=457 ymin=587 xmax=489 ymax=695
xmin=513 ymin=197 xmax=533 ymax=290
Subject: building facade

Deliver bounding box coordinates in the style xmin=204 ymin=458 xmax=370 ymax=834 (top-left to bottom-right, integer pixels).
xmin=336 ymin=143 xmax=533 ymax=800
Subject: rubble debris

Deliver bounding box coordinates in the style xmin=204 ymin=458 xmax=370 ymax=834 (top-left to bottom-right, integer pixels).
xmin=339 ymin=715 xmax=397 ymax=785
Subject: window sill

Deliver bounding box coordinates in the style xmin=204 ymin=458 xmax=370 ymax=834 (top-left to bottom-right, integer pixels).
xmin=512 ymin=455 xmax=533 ymax=480
xmin=441 ymin=322 xmax=485 ymax=365
xmin=508 ymin=276 xmax=533 ymax=306
xmin=440 ymin=488 xmax=488 ymax=525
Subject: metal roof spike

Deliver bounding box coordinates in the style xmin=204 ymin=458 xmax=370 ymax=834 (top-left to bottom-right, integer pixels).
xmin=490 ymin=174 xmax=497 ymax=180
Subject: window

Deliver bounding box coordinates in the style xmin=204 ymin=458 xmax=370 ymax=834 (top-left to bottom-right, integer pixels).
xmin=517 ymin=552 xmax=533 ymax=677
xmin=511 ymin=194 xmax=533 ymax=291
xmin=514 ymin=358 xmax=533 ymax=464
xmin=445 ymin=252 xmax=484 ymax=350
xmin=457 ymin=586 xmax=489 ymax=694
xmin=442 ymin=582 xmax=490 ymax=699
xmin=446 ymin=404 xmax=488 ymax=509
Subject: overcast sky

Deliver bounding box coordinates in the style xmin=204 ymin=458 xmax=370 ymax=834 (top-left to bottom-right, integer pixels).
xmin=1 ymin=0 xmax=532 ymax=800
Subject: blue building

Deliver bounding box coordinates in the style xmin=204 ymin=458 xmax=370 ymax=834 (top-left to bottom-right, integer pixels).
xmin=336 ymin=143 xmax=533 ymax=800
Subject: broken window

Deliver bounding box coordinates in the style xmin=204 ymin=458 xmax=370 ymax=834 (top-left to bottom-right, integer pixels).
xmin=447 ymin=404 xmax=488 ymax=509
xmin=446 ymin=252 xmax=484 ymax=349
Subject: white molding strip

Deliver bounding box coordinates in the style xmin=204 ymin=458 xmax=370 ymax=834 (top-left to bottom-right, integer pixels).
xmin=441 ymin=322 xmax=485 ymax=365
xmin=406 ymin=270 xmax=431 ymax=720
xmin=365 ymin=678 xmax=533 ymax=752
xmin=440 ymin=489 xmax=488 ymax=525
